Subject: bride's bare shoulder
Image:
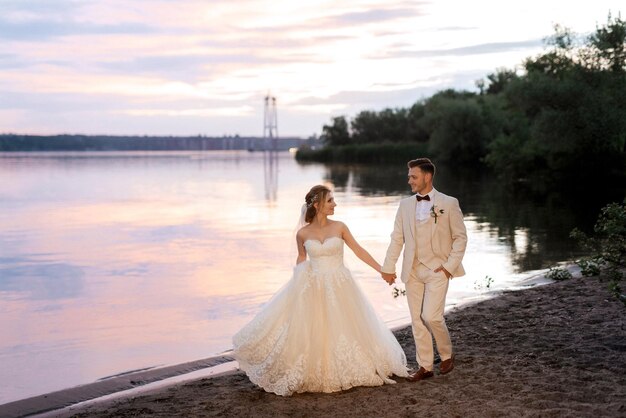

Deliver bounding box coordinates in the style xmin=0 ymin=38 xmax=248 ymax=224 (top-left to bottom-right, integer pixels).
xmin=330 ymin=219 xmax=348 ymax=229
xmin=296 ymin=224 xmax=312 ymax=239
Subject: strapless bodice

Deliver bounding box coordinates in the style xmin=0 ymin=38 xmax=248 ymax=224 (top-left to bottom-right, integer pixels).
xmin=304 ymin=236 xmax=344 ymax=271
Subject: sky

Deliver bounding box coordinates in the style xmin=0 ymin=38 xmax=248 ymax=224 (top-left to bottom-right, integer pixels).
xmin=0 ymin=0 xmax=623 ymax=137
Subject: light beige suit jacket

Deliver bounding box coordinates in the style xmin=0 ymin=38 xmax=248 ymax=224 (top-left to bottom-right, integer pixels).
xmin=382 ymin=189 xmax=467 ymax=283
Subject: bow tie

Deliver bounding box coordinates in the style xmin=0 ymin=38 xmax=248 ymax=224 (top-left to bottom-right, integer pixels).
xmin=416 ymin=195 xmax=430 ymax=202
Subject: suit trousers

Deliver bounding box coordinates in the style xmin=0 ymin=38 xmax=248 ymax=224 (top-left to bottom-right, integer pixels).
xmin=405 ymin=261 xmax=452 ymax=371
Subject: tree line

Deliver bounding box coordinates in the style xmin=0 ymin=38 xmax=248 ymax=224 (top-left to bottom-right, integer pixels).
xmin=0 ymin=134 xmax=305 ymax=151
xmin=299 ymin=14 xmax=626 ymax=185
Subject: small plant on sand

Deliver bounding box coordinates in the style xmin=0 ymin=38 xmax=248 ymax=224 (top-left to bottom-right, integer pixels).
xmin=546 ymin=267 xmax=573 ymax=281
xmin=570 ymin=199 xmax=626 ymax=305
xmin=474 ymin=275 xmax=494 ymax=291
xmin=608 ymin=280 xmax=625 ymax=302
xmin=576 ymin=259 xmax=601 ymax=277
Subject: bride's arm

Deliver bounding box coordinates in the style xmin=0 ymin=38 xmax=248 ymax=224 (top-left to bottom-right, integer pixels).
xmin=295 ymin=231 xmax=307 ymax=265
xmin=341 ymin=222 xmax=381 ymax=273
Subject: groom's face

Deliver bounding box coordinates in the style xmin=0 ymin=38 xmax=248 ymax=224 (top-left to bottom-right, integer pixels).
xmin=408 ymin=166 xmax=430 ymax=194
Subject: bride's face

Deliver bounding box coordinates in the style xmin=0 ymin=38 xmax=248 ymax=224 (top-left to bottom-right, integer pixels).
xmin=317 ymin=192 xmax=336 ymax=216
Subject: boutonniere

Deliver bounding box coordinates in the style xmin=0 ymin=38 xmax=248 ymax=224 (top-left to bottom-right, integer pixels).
xmin=430 ymin=205 xmax=444 ymax=223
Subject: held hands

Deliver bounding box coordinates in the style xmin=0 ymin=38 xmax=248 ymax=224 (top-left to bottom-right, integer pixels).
xmin=434 ymin=265 xmax=452 ymax=279
xmin=381 ymin=272 xmax=397 ymax=285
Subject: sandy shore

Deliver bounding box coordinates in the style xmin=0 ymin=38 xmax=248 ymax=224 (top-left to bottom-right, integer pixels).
xmin=16 ymin=273 xmax=626 ymax=417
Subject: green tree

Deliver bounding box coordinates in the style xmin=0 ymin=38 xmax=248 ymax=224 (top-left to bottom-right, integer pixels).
xmin=484 ymin=67 xmax=519 ymax=95
xmin=418 ymin=90 xmax=496 ymax=165
xmin=584 ymin=13 xmax=626 ymax=72
xmin=350 ymin=108 xmax=410 ymax=143
xmin=321 ymin=116 xmax=351 ymax=146
xmin=407 ymin=102 xmax=429 ymax=142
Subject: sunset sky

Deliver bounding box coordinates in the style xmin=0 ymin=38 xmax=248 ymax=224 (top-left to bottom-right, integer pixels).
xmin=1 ymin=0 xmax=623 ymax=137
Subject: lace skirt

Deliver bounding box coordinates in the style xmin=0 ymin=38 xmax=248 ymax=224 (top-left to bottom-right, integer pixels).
xmin=232 ymin=261 xmax=408 ymax=396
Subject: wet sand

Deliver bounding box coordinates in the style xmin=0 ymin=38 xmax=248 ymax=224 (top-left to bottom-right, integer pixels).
xmin=12 ymin=273 xmax=626 ymax=418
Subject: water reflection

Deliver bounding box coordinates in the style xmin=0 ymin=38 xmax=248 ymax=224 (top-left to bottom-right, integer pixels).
xmin=263 ymin=151 xmax=279 ymax=202
xmin=0 ymin=260 xmax=84 ymax=299
xmin=334 ymin=165 xmax=405 ymax=195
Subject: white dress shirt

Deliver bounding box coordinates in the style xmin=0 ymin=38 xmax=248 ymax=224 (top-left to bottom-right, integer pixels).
xmin=415 ymin=190 xmax=434 ymax=223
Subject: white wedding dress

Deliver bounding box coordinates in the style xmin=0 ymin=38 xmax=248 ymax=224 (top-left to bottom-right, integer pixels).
xmin=232 ymin=236 xmax=408 ymax=396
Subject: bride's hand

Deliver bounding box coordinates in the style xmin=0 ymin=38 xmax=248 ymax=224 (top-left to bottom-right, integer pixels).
xmin=381 ymin=272 xmax=396 ymax=285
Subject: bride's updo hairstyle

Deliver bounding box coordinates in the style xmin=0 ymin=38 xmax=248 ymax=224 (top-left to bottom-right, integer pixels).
xmin=304 ymin=185 xmax=331 ymax=223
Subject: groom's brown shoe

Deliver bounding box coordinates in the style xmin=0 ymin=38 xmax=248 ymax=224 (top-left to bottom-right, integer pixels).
xmin=439 ymin=355 xmax=455 ymax=375
xmin=406 ymin=367 xmax=434 ymax=382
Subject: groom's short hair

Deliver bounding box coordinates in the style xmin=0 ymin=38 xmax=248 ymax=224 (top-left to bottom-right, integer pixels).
xmin=408 ymin=158 xmax=436 ymax=177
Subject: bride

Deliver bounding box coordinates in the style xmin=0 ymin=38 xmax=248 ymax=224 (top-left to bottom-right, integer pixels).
xmin=232 ymin=185 xmax=408 ymax=396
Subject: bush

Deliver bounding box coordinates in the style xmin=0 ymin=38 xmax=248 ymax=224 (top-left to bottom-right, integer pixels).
xmin=570 ymin=199 xmax=626 ymax=304
xmin=546 ymin=267 xmax=573 ymax=281
xmin=576 ymin=259 xmax=601 ymax=277
xmin=570 ymin=200 xmax=626 ymax=269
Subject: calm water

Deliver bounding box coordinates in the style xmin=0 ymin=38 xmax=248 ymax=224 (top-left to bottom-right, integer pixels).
xmin=0 ymin=151 xmax=618 ymax=404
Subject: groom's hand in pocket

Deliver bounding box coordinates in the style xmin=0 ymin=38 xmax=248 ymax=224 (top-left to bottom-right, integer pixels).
xmin=435 ymin=266 xmax=452 ymax=279
xmin=381 ymin=272 xmax=396 ymax=285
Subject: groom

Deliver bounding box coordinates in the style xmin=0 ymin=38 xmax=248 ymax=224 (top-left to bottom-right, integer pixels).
xmin=381 ymin=158 xmax=467 ymax=381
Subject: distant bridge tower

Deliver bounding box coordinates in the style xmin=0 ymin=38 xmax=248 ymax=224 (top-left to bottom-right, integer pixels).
xmin=263 ymin=94 xmax=278 ymax=151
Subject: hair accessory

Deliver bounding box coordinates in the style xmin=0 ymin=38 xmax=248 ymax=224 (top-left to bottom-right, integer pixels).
xmin=306 ymin=194 xmax=319 ymax=208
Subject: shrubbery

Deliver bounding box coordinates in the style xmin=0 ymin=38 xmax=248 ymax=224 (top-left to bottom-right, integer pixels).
xmin=571 ymin=199 xmax=626 ymax=304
